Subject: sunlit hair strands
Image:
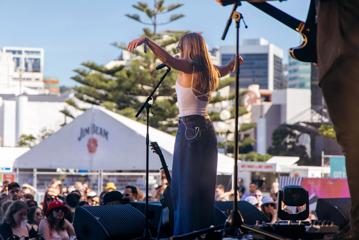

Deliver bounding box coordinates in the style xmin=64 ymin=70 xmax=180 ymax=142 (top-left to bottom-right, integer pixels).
xmin=178 ymin=32 xmax=219 ymax=99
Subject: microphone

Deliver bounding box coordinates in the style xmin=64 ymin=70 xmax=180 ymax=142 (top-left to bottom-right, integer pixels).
xmin=155 ymin=63 xmax=168 ymax=70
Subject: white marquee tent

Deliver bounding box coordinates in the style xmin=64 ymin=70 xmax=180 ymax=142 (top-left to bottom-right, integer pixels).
xmin=14 ymin=107 xmax=234 ymax=174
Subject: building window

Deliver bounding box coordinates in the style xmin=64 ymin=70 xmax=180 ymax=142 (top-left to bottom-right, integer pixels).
xmin=25 ymin=58 xmax=41 ymax=72
xmin=239 ymin=53 xmax=269 ymax=89
xmin=12 ymin=57 xmax=21 ymax=71
xmin=274 ymin=55 xmax=284 ymax=89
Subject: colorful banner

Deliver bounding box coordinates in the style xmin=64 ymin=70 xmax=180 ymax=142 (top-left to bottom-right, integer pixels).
xmin=301 ymin=178 xmax=350 ymax=198
xmin=329 ymin=155 xmax=347 ymax=178
xmin=0 ymin=173 xmax=16 ymax=184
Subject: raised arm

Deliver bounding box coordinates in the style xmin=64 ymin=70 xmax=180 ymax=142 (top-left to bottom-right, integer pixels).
xmin=127 ymin=37 xmax=193 ymax=73
xmin=215 ymin=55 xmax=244 ymax=77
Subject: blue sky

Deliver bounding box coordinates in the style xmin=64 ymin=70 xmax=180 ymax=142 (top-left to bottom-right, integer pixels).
xmin=0 ymin=0 xmax=310 ymax=86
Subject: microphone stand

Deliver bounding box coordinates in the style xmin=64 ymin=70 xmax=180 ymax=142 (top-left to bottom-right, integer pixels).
xmin=136 ymin=66 xmax=171 ymax=239
xmin=221 ymin=2 xmax=248 ymax=236
xmin=220 ymin=4 xmax=285 ymax=239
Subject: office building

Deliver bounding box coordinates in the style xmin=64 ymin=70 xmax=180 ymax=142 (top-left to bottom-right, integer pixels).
xmin=219 ymin=38 xmax=284 ymax=90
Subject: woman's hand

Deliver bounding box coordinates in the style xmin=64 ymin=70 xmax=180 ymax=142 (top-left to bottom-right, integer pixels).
xmin=229 ymin=55 xmax=244 ymax=72
xmin=127 ymin=37 xmax=146 ymax=52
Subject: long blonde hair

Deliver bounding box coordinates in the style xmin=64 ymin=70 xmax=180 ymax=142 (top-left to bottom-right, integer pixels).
xmin=178 ymin=33 xmax=219 ymax=99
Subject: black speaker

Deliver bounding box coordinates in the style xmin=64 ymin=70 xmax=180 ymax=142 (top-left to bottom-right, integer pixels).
xmin=130 ymin=202 xmax=163 ymax=236
xmin=131 ymin=201 xmax=227 ymax=237
xmin=316 ymin=198 xmax=351 ymax=229
xmin=73 ymin=204 xmax=145 ymax=240
xmin=215 ymin=201 xmax=269 ymax=225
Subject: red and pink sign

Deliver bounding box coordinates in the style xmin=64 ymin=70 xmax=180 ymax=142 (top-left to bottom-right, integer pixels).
xmin=301 ymin=178 xmax=350 ymax=198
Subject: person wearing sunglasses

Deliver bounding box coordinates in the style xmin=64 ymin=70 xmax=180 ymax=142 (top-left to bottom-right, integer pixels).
xmin=27 ymin=206 xmax=43 ymax=239
xmin=39 ymin=200 xmax=75 ymax=240
xmin=261 ymin=196 xmax=277 ymax=224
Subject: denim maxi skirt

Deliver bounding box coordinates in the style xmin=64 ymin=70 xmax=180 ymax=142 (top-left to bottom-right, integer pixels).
xmin=171 ymin=115 xmax=218 ymax=235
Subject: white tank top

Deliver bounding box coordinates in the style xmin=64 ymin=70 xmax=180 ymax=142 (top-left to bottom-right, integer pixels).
xmin=175 ymin=77 xmax=209 ymax=117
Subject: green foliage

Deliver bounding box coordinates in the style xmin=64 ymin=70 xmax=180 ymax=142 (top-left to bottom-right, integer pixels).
xmin=18 ymin=134 xmax=36 ymax=147
xmin=230 ymin=105 xmax=248 ymax=118
xmin=240 ymin=123 xmax=256 ymax=132
xmin=209 ymin=112 xmax=221 ymax=122
xmin=217 ymin=77 xmax=235 ymax=89
xmin=319 ymin=123 xmax=336 ymax=139
xmin=240 ymin=152 xmax=272 ymax=162
xmin=68 ymin=0 xmax=186 ymax=133
xmin=239 ymin=136 xmax=255 ymax=154
xmin=268 ymin=124 xmax=310 ymax=164
xmin=126 ymin=1 xmax=184 ymax=34
xmin=213 ymin=86 xmax=257 ymax=160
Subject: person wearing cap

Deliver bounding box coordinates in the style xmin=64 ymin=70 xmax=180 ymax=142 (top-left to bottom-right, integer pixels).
xmin=261 ymin=196 xmax=277 ymax=224
xmin=39 ymin=199 xmax=75 ymax=240
xmin=104 ymin=182 xmax=117 ymax=192
xmin=87 ymin=191 xmax=99 ymax=206
xmin=22 ymin=183 xmax=37 ymax=197
xmin=244 ymin=196 xmax=259 ymax=210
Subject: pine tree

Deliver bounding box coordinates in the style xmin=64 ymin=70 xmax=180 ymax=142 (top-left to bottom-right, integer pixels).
xmin=210 ymin=79 xmax=270 ymax=161
xmin=268 ymin=124 xmax=310 ymax=164
xmin=67 ymin=0 xmax=186 ymax=133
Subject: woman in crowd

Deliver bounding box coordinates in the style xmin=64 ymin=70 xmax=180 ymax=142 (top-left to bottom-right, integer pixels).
xmin=41 ymin=191 xmax=55 ymax=218
xmin=27 ymin=206 xmax=43 ymax=239
xmin=0 ymin=200 xmax=29 ymax=240
xmin=39 ymin=200 xmax=75 ymax=240
xmin=261 ymin=196 xmax=277 ymax=224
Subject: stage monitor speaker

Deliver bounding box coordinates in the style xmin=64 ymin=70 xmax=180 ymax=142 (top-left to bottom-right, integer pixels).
xmin=130 ymin=202 xmax=163 ymax=236
xmin=131 ymin=201 xmax=227 ymax=237
xmin=215 ymin=201 xmax=269 ymax=225
xmin=316 ymin=198 xmax=351 ymax=229
xmin=73 ymin=204 xmax=145 ymax=240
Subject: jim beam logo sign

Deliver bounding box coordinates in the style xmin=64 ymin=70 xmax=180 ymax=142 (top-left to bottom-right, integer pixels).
xmin=78 ymin=123 xmax=109 ymax=154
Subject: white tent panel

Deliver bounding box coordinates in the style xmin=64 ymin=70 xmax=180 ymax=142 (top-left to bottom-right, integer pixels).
xmin=14 ymin=107 xmax=234 ymax=173
xmin=0 ymin=147 xmax=29 ymax=171
xmin=15 ymin=107 xmax=174 ymax=171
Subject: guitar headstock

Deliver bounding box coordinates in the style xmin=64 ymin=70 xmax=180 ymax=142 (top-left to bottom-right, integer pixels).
xmin=150 ymin=141 xmax=161 ymax=155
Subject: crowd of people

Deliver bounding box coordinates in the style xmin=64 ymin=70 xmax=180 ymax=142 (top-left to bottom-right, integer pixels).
xmin=215 ymin=181 xmax=279 ymax=224
xmin=0 ymin=176 xmax=317 ymax=239
xmin=0 ymin=179 xmax=154 ymax=240
xmin=215 ymin=181 xmax=317 ymax=224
